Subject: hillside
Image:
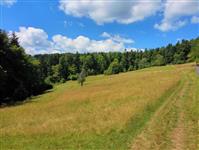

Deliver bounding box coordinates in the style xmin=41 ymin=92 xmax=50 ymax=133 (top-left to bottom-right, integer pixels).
xmin=1 ymin=30 xmax=198 ymax=105
xmin=0 ymin=63 xmax=198 ymax=149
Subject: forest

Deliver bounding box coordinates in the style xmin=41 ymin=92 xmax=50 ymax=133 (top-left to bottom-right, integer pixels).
xmin=35 ymin=36 xmax=199 ymax=82
xmin=0 ymin=30 xmax=52 ymax=105
xmin=0 ymin=29 xmax=198 ymax=104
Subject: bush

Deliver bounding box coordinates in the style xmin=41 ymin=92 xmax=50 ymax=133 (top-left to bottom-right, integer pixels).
xmin=69 ymin=74 xmax=78 ymax=80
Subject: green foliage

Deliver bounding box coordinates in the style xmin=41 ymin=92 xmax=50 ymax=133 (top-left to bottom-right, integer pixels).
xmin=13 ymin=83 xmax=29 ymax=101
xmin=104 ymin=59 xmax=121 ymax=75
xmin=59 ymin=55 xmax=70 ymax=80
xmin=68 ymin=65 xmax=77 ymax=75
xmin=153 ymin=54 xmax=165 ymax=66
xmin=163 ymin=44 xmax=175 ymax=64
xmin=189 ymin=39 xmax=199 ymax=65
xmin=96 ymin=54 xmax=106 ymax=73
xmin=69 ymin=74 xmax=78 ymax=80
xmin=0 ymin=30 xmax=52 ymax=105
xmin=174 ymin=52 xmax=185 ymax=64
xmin=128 ymin=65 xmax=135 ymax=71
xmin=120 ymin=50 xmax=129 ymax=72
xmin=34 ymin=36 xmax=196 ymax=82
xmin=138 ymin=58 xmax=149 ymax=69
xmin=52 ymin=64 xmax=62 ymax=82
xmin=31 ymin=34 xmax=198 ymax=83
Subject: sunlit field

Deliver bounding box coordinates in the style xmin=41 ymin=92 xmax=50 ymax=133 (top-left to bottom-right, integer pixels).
xmin=0 ymin=63 xmax=198 ymax=149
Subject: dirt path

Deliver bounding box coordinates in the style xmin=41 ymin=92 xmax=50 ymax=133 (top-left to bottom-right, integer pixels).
xmin=170 ymin=103 xmax=185 ymax=150
xmin=169 ymin=77 xmax=189 ymax=150
xmin=130 ymin=75 xmax=190 ymax=150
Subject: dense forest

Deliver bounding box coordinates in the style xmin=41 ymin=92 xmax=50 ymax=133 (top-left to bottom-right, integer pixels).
xmin=0 ymin=29 xmax=198 ymax=104
xmin=0 ymin=30 xmax=52 ymax=105
xmin=35 ymin=37 xmax=199 ymax=84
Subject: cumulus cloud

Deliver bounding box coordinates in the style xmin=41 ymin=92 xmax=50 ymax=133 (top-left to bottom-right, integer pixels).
xmin=155 ymin=0 xmax=199 ymax=31
xmin=49 ymin=33 xmax=127 ymax=53
xmin=16 ymin=27 xmax=54 ymax=54
xmin=15 ymin=27 xmax=135 ymax=55
xmin=0 ymin=0 xmax=17 ymax=6
xmin=59 ymin=0 xmax=199 ymax=31
xmin=59 ymin=0 xmax=161 ymax=25
xmin=191 ymin=16 xmax=199 ymax=24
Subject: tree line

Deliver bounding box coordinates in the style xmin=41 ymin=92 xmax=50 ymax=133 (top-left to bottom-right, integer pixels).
xmin=35 ymin=37 xmax=199 ymax=84
xmin=0 ymin=28 xmax=198 ymax=105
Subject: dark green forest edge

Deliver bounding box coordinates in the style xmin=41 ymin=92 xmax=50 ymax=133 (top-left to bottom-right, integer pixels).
xmin=0 ymin=29 xmax=199 ymax=105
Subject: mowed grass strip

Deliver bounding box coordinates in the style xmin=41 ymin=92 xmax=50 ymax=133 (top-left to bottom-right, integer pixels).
xmin=131 ymin=68 xmax=198 ymax=150
xmin=183 ymin=72 xmax=199 ymax=150
xmin=0 ymin=64 xmax=192 ymax=149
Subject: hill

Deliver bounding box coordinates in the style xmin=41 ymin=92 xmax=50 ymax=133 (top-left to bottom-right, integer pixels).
xmin=1 ymin=30 xmax=198 ymax=104
xmin=0 ymin=63 xmax=198 ymax=149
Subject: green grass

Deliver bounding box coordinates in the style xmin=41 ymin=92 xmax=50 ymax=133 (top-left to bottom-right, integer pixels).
xmin=0 ymin=63 xmax=198 ymax=149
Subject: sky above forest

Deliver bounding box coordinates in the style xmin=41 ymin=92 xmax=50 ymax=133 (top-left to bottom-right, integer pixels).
xmin=0 ymin=0 xmax=199 ymax=55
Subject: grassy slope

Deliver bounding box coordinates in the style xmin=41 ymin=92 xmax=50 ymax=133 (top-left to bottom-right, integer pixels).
xmin=131 ymin=66 xmax=199 ymax=150
xmin=0 ymin=64 xmax=198 ymax=149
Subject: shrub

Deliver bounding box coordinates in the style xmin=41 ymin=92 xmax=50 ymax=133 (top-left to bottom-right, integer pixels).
xmin=69 ymin=74 xmax=78 ymax=80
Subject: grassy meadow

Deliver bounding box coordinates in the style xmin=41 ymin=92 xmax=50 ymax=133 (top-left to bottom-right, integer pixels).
xmin=0 ymin=63 xmax=198 ymax=149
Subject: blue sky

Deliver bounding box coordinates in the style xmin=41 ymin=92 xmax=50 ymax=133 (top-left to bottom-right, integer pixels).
xmin=0 ymin=0 xmax=199 ymax=54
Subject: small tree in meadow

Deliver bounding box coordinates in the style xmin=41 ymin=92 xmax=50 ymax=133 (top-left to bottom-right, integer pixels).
xmin=78 ymin=68 xmax=86 ymax=86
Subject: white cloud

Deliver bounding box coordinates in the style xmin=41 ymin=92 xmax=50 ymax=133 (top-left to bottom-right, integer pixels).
xmin=0 ymin=0 xmax=17 ymax=6
xmin=15 ymin=27 xmax=135 ymax=55
xmin=59 ymin=0 xmax=161 ymax=25
xmin=154 ymin=20 xmax=187 ymax=32
xmin=59 ymin=0 xmax=199 ymax=31
xmin=191 ymin=16 xmax=199 ymax=24
xmin=101 ymin=32 xmax=111 ymax=38
xmin=101 ymin=32 xmax=134 ymax=44
xmin=16 ymin=27 xmax=54 ymax=54
xmin=52 ymin=34 xmax=126 ymax=53
xmin=155 ymin=0 xmax=199 ymax=31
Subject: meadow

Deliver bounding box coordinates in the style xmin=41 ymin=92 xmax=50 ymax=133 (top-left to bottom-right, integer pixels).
xmin=0 ymin=63 xmax=198 ymax=149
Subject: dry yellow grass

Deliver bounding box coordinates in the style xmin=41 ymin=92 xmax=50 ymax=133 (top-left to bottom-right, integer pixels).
xmin=0 ymin=63 xmax=195 ymax=149
xmin=130 ymin=65 xmax=198 ymax=150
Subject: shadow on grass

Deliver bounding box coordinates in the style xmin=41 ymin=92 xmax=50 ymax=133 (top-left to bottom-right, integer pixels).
xmin=0 ymin=89 xmax=53 ymax=108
